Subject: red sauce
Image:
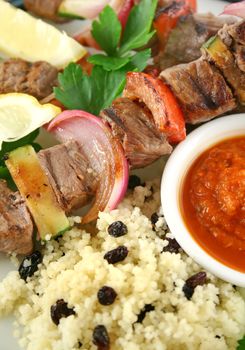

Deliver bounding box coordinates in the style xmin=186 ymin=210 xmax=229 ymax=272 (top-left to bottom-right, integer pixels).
xmin=181 ymin=136 xmax=245 ymax=272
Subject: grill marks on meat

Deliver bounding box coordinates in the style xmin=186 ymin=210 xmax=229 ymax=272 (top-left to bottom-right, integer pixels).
xmin=209 ymin=20 xmax=245 ymax=104
xmin=234 ymin=45 xmax=245 ymax=73
xmin=203 ymin=41 xmax=245 ymax=106
xmin=101 ymin=98 xmax=172 ymax=169
xmin=160 ymin=58 xmax=236 ymax=124
xmin=0 ymin=180 xmax=33 ymax=255
xmin=155 ymin=14 xmax=236 ymax=70
xmin=24 ymin=0 xmax=63 ymax=22
xmin=38 ymin=141 xmax=97 ymax=212
xmin=227 ymin=20 xmax=245 ymax=46
xmin=0 ymin=59 xmax=58 ymax=100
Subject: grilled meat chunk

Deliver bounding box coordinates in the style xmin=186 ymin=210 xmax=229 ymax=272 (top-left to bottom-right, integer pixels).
xmin=123 ymin=72 xmax=186 ymax=143
xmin=234 ymin=45 xmax=245 ymax=73
xmin=101 ymin=98 xmax=172 ymax=169
xmin=194 ymin=13 xmax=236 ymax=35
xmin=219 ymin=20 xmax=245 ymax=74
xmin=227 ymin=20 xmax=245 ymax=46
xmin=0 ymin=180 xmax=33 ymax=255
xmin=155 ymin=15 xmax=211 ymax=70
xmin=160 ymin=58 xmax=236 ymax=124
xmin=203 ymin=36 xmax=245 ymax=105
xmin=0 ymin=59 xmax=58 ymax=100
xmin=38 ymin=140 xmax=97 ymax=212
xmin=24 ymin=0 xmax=63 ymax=22
xmin=155 ymin=14 xmax=236 ymax=70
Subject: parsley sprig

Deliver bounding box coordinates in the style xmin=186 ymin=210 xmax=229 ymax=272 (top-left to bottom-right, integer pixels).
xmin=237 ymin=336 xmax=245 ymax=350
xmin=55 ymin=0 xmax=157 ymax=115
xmin=88 ymin=0 xmax=157 ymax=71
xmin=55 ymin=64 xmax=126 ymax=115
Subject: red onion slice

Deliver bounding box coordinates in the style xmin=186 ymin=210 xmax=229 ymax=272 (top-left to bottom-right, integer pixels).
xmin=47 ymin=110 xmax=129 ymax=223
xmin=221 ymin=1 xmax=245 ymax=18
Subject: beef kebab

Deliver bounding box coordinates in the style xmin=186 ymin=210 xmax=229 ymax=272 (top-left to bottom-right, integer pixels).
xmin=154 ymin=8 xmax=237 ymax=70
xmin=0 ymin=59 xmax=58 ymax=100
xmin=0 ymin=19 xmax=244 ymax=255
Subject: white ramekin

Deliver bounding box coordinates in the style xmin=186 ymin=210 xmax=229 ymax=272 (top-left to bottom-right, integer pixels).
xmin=161 ymin=114 xmax=245 ymax=287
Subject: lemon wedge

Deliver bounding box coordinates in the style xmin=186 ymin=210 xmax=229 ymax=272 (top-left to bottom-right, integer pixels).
xmin=0 ymin=0 xmax=86 ymax=69
xmin=0 ymin=93 xmax=61 ymax=151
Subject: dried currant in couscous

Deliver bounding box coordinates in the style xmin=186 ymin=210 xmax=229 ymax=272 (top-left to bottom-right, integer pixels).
xmin=136 ymin=304 xmax=155 ymax=323
xmin=92 ymin=325 xmax=110 ymax=349
xmin=150 ymin=212 xmax=159 ymax=230
xmin=107 ymin=221 xmax=128 ymax=237
xmin=50 ymin=299 xmax=75 ymax=325
xmin=183 ymin=272 xmax=207 ymax=300
xmin=97 ymin=286 xmax=117 ymax=306
xmin=128 ymin=175 xmax=142 ymax=189
xmin=162 ymin=238 xmax=181 ymax=254
xmin=18 ymin=250 xmax=43 ymax=281
xmin=104 ymin=246 xmax=128 ymax=264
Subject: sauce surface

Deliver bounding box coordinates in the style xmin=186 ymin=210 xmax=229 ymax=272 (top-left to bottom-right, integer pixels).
xmin=181 ymin=136 xmax=245 ymax=272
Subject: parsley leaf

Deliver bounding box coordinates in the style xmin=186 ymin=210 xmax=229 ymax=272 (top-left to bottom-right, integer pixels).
xmin=55 ymin=48 xmax=151 ymax=116
xmin=88 ymin=54 xmax=130 ymax=71
xmin=54 ymin=63 xmax=126 ymax=115
xmin=89 ymin=0 xmax=157 ymax=71
xmin=91 ymin=6 xmax=121 ymax=56
xmin=127 ymin=49 xmax=151 ymax=72
xmin=119 ymin=0 xmax=158 ymax=55
xmin=55 ymin=0 xmax=157 ymax=115
xmin=237 ymin=336 xmax=245 ymax=350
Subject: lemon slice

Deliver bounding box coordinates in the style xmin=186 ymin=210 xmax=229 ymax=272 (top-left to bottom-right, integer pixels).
xmin=0 ymin=0 xmax=86 ymax=69
xmin=0 ymin=93 xmax=61 ymax=151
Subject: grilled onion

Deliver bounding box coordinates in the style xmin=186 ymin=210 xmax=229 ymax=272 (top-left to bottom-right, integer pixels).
xmin=222 ymin=1 xmax=245 ymax=18
xmin=47 ymin=110 xmax=129 ymax=223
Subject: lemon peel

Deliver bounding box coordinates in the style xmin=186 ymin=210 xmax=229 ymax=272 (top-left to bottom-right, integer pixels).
xmin=0 ymin=93 xmax=61 ymax=151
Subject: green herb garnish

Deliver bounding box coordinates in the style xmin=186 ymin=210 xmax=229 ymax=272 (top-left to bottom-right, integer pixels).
xmin=91 ymin=6 xmax=122 ymax=57
xmin=54 ymin=63 xmax=126 ymax=115
xmin=54 ymin=0 xmax=157 ymax=114
xmin=237 ymin=336 xmax=245 ymax=350
xmin=89 ymin=0 xmax=157 ymax=70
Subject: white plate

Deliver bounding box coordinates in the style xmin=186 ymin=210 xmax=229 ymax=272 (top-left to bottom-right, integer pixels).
xmin=0 ymin=1 xmax=228 ymax=349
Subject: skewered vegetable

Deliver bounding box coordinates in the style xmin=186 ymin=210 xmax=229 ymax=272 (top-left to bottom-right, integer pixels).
xmin=47 ymin=110 xmax=129 ymax=223
xmin=123 ymin=72 xmax=186 ymax=143
xmin=5 ymin=145 xmax=70 ymax=240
